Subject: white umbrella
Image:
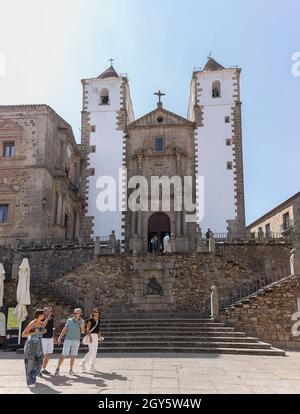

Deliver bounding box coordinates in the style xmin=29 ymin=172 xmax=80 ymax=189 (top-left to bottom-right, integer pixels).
xmin=0 ymin=263 xmax=5 ymax=308
xmin=14 ymin=258 xmax=31 ymax=343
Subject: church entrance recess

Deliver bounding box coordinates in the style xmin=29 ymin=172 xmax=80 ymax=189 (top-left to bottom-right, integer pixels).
xmin=148 ymin=213 xmax=170 ymax=252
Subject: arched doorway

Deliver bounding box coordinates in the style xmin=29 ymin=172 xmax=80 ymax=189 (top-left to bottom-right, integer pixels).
xmin=148 ymin=213 xmax=170 ymax=252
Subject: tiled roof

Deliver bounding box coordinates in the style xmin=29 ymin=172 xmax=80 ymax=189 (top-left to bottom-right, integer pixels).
xmin=97 ymin=65 xmax=119 ymax=79
xmin=203 ymin=57 xmax=225 ymax=71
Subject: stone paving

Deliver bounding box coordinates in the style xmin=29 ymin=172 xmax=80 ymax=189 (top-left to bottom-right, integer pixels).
xmin=0 ymin=351 xmax=300 ymax=394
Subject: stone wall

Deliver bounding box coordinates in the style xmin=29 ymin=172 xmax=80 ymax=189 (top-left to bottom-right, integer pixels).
xmin=50 ymin=245 xmax=291 ymax=318
xmin=0 ymin=244 xmax=93 ymax=287
xmin=219 ymin=275 xmax=300 ymax=349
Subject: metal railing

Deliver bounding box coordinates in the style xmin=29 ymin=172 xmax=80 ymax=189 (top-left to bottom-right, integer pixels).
xmin=220 ymin=265 xmax=292 ymax=310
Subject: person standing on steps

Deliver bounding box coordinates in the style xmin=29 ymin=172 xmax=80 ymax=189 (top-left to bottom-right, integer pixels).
xmin=22 ymin=309 xmax=50 ymax=388
xmin=79 ymin=308 xmax=103 ymax=372
xmin=55 ymin=308 xmax=85 ymax=376
xmin=41 ymin=306 xmax=55 ymax=375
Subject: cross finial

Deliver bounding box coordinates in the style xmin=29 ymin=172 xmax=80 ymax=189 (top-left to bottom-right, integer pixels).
xmin=207 ymin=51 xmax=212 ymax=59
xmin=109 ymin=58 xmax=114 ymax=66
xmin=154 ymin=90 xmax=165 ymax=106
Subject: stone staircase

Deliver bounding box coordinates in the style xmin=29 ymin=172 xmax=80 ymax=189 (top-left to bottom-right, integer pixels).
xmin=47 ymin=318 xmax=284 ymax=356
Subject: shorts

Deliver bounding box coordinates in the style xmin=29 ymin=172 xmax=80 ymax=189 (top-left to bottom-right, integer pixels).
xmin=41 ymin=338 xmax=54 ymax=355
xmin=62 ymin=339 xmax=80 ymax=357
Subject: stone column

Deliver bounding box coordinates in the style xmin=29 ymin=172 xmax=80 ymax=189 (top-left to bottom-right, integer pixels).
xmin=137 ymin=211 xmax=142 ymax=236
xmin=74 ymin=211 xmax=80 ymax=239
xmin=182 ymin=212 xmax=187 ymax=236
xmin=176 ymin=211 xmax=181 ymax=236
xmin=131 ymin=211 xmax=136 ymax=236
xmin=210 ymin=285 xmax=219 ymax=319
xmin=94 ymin=236 xmax=100 ymax=257
xmin=209 ymin=232 xmax=216 ymax=253
xmin=56 ymin=193 xmax=63 ymax=225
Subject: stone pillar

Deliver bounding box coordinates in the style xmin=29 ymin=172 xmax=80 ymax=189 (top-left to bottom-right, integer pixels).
xmin=74 ymin=211 xmax=80 ymax=239
xmin=131 ymin=211 xmax=136 ymax=236
xmin=176 ymin=211 xmax=181 ymax=236
xmin=208 ymin=232 xmax=216 ymax=253
xmin=182 ymin=212 xmax=187 ymax=236
xmin=170 ymin=233 xmax=176 ymax=253
xmin=94 ymin=236 xmax=100 ymax=257
xmin=109 ymin=230 xmax=117 ymax=254
xmin=227 ymin=227 xmax=233 ymax=243
xmin=56 ymin=193 xmax=63 ymax=225
xmin=210 ymin=285 xmax=219 ymax=319
xmin=132 ymin=234 xmax=141 ymax=255
xmin=137 ymin=211 xmax=142 ymax=235
xmin=196 ymin=225 xmax=204 ymax=253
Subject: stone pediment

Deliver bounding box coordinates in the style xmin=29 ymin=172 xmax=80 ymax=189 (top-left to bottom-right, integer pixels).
xmin=0 ymin=183 xmax=18 ymax=193
xmin=128 ymin=107 xmax=194 ymax=129
xmin=0 ymin=119 xmax=22 ymax=130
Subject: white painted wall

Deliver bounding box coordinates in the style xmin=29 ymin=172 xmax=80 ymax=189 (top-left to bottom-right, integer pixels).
xmin=85 ymin=76 xmax=125 ymax=239
xmin=192 ymin=69 xmax=238 ymax=233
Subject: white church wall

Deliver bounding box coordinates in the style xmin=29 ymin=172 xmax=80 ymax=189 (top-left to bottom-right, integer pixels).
xmin=85 ymin=77 xmax=125 ymax=239
xmin=194 ymin=69 xmax=238 ymax=233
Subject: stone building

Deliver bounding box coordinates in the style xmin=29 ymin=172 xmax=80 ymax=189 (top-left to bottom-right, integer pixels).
xmin=247 ymin=191 xmax=300 ymax=239
xmin=0 ymin=104 xmax=84 ymax=241
xmin=81 ymin=57 xmax=246 ymax=246
xmin=125 ymin=97 xmax=197 ymax=253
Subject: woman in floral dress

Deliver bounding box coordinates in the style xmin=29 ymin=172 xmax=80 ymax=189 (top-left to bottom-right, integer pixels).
xmin=22 ymin=309 xmax=49 ymax=388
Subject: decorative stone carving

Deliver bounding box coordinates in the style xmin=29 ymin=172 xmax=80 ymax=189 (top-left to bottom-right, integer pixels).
xmin=258 ymin=227 xmax=265 ymax=242
xmin=146 ymin=277 xmax=163 ymax=296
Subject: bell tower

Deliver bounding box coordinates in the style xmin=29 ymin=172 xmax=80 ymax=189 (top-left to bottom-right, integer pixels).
xmin=188 ymin=57 xmax=246 ymax=233
xmin=80 ymin=62 xmax=134 ymax=241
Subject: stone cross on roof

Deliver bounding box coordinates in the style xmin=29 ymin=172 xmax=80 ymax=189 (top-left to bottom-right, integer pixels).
xmin=154 ymin=90 xmax=165 ymax=106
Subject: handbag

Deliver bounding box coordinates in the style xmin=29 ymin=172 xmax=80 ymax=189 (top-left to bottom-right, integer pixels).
xmin=82 ymin=320 xmax=98 ymax=345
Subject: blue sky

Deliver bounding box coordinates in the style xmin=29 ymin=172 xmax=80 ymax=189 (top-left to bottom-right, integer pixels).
xmin=0 ymin=0 xmax=299 ymax=225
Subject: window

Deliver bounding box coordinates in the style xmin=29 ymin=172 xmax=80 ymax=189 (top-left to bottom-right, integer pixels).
xmin=3 ymin=142 xmax=15 ymax=157
xmin=0 ymin=204 xmax=8 ymax=223
xmin=212 ymin=80 xmax=221 ymax=98
xmin=154 ymin=137 xmax=164 ymax=152
xmin=100 ymin=88 xmax=109 ymax=105
xmin=91 ymin=125 xmax=96 ymax=132
xmin=225 ymin=116 xmax=230 ymax=123
xmin=265 ymin=223 xmax=271 ymax=239
xmin=226 ymin=161 xmax=233 ymax=170
xmin=283 ymin=212 xmax=290 ymax=230
xmin=226 ymin=139 xmax=232 ymax=146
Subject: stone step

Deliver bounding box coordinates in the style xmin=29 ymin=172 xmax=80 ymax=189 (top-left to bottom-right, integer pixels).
xmin=91 ymin=341 xmax=272 ymax=350
xmin=41 ymin=346 xmax=284 ymax=356
xmin=99 ymin=321 xmax=226 ymax=326
xmin=98 ymin=331 xmax=247 ymax=338
xmin=90 ymin=335 xmax=256 ymax=343
xmin=99 ymin=326 xmax=236 ymax=332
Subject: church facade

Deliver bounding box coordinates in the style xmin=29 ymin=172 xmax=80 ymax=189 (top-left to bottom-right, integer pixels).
xmin=81 ymin=58 xmax=246 ymax=251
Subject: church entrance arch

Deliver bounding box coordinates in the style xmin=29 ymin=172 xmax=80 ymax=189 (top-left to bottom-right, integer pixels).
xmin=148 ymin=213 xmax=170 ymax=252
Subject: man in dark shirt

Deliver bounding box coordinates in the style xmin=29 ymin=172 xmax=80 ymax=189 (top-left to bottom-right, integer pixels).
xmin=41 ymin=307 xmax=55 ymax=375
